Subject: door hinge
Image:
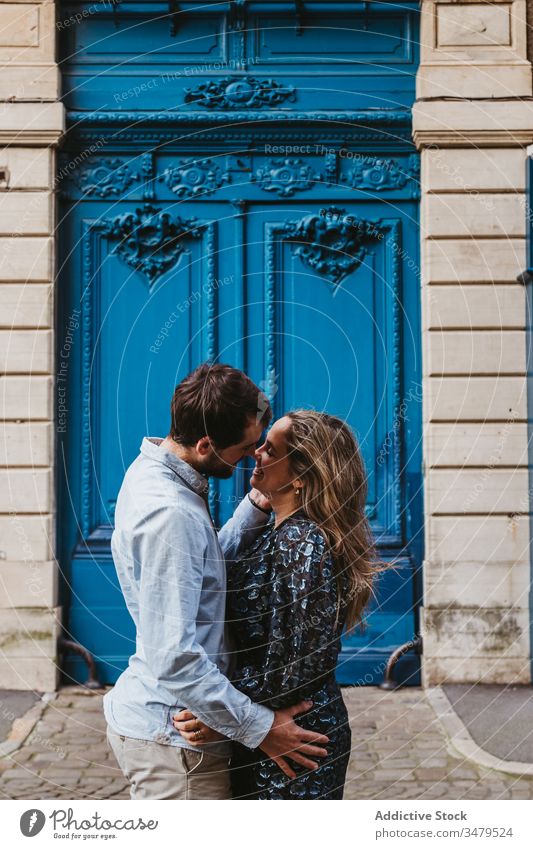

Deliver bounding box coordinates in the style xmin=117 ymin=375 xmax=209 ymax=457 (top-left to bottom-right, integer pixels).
xmin=294 ymin=0 xmax=305 ymax=35
xmin=228 ymin=0 xmax=246 ymax=32
xmin=517 ymin=270 xmax=533 ymax=285
xmin=168 ymin=1 xmax=182 ymax=37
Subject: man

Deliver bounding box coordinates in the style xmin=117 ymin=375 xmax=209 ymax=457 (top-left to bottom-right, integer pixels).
xmin=104 ymin=363 xmax=329 ymax=799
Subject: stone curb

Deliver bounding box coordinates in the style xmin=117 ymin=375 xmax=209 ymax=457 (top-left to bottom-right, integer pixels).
xmin=0 ymin=692 xmax=56 ymax=759
xmin=426 ymin=686 xmax=533 ymax=778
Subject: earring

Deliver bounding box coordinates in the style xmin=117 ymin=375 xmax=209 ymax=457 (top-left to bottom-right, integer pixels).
xmin=294 ymin=487 xmax=302 ymax=497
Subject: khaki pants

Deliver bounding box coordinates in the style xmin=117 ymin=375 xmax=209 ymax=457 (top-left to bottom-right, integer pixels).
xmin=107 ymin=728 xmax=232 ymax=800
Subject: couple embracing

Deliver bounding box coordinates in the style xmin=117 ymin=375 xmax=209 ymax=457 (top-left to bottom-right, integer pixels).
xmin=104 ymin=363 xmax=381 ymax=800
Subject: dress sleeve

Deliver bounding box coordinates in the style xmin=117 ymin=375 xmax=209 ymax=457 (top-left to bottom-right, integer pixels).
xmin=233 ymin=522 xmax=341 ymax=711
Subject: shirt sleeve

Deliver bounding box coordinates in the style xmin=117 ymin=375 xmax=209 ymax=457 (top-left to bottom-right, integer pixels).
xmin=231 ymin=523 xmax=341 ymax=711
xmin=131 ymin=504 xmax=274 ymax=748
xmin=218 ymin=492 xmax=271 ymax=562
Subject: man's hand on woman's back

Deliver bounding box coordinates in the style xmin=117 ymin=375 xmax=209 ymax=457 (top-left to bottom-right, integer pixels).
xmin=259 ymin=700 xmax=329 ymax=779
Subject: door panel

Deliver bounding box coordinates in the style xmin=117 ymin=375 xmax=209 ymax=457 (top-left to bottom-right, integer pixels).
xmin=244 ymin=207 xmax=403 ymax=542
xmin=58 ymin=0 xmax=422 ymax=686
xmin=95 ymin=220 xmax=222 ymax=528
xmin=61 ymin=1 xmax=419 ymax=112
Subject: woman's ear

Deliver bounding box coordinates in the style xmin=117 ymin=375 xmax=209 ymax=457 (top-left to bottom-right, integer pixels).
xmin=292 ymin=477 xmax=303 ymax=491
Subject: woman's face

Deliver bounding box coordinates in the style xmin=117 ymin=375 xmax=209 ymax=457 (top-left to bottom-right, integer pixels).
xmin=251 ymin=416 xmax=299 ymax=497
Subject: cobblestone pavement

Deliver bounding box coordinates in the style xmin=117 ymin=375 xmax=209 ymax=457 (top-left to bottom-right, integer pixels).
xmin=1 ymin=686 xmax=532 ymax=800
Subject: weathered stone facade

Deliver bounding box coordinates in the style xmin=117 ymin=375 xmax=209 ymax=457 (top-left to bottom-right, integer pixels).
xmin=0 ymin=0 xmax=531 ymax=690
xmin=0 ymin=0 xmax=63 ymax=689
xmin=415 ymin=0 xmax=532 ymax=685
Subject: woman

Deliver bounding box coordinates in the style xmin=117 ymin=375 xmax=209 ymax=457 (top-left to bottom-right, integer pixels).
xmin=173 ymin=410 xmax=383 ymax=799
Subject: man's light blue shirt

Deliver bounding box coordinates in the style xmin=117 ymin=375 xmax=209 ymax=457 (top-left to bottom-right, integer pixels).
xmin=103 ymin=437 xmax=275 ymax=756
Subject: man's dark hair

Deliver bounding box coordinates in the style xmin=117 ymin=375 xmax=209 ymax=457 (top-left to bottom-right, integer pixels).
xmin=170 ymin=363 xmax=272 ymax=449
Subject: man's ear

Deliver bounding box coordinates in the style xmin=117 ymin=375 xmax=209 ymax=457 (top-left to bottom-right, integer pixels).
xmin=195 ymin=436 xmax=212 ymax=456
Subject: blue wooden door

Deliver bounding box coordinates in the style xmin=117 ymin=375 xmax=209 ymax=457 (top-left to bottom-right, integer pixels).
xmin=57 ymin=0 xmax=422 ymax=686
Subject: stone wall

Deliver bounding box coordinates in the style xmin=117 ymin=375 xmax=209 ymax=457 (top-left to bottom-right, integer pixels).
xmin=527 ymin=0 xmax=533 ymax=63
xmin=415 ymin=0 xmax=532 ymax=684
xmin=0 ymin=0 xmax=63 ymax=690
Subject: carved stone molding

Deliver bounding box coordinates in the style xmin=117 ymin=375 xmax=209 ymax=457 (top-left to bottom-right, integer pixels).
xmin=64 ymin=110 xmax=414 ymax=149
xmin=68 ymin=158 xmax=141 ymax=197
xmin=161 ymin=158 xmax=230 ymax=197
xmin=99 ymin=203 xmax=204 ymax=286
xmin=183 ymin=76 xmax=296 ymax=109
xmin=67 ymin=108 xmax=410 ymax=127
xmin=343 ymin=154 xmax=420 ymax=192
xmin=281 ymin=206 xmax=383 ymax=288
xmin=254 ymin=157 xmax=316 ymax=196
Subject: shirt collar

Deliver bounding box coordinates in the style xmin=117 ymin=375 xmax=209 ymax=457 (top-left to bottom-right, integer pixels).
xmin=140 ymin=437 xmax=209 ymax=499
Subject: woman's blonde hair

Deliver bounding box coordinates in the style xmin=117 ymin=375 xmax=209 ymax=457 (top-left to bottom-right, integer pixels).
xmin=285 ymin=409 xmax=387 ymax=631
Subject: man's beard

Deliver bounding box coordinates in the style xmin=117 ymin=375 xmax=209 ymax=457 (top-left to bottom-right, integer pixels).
xmin=201 ymin=455 xmax=235 ymax=479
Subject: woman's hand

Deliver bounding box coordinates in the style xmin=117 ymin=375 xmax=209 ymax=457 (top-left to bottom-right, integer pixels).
xmin=249 ymin=488 xmax=271 ymax=512
xmin=172 ymin=709 xmax=226 ymax=746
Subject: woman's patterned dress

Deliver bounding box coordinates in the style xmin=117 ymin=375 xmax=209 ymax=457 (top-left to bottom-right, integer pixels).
xmin=227 ymin=509 xmax=352 ymax=800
